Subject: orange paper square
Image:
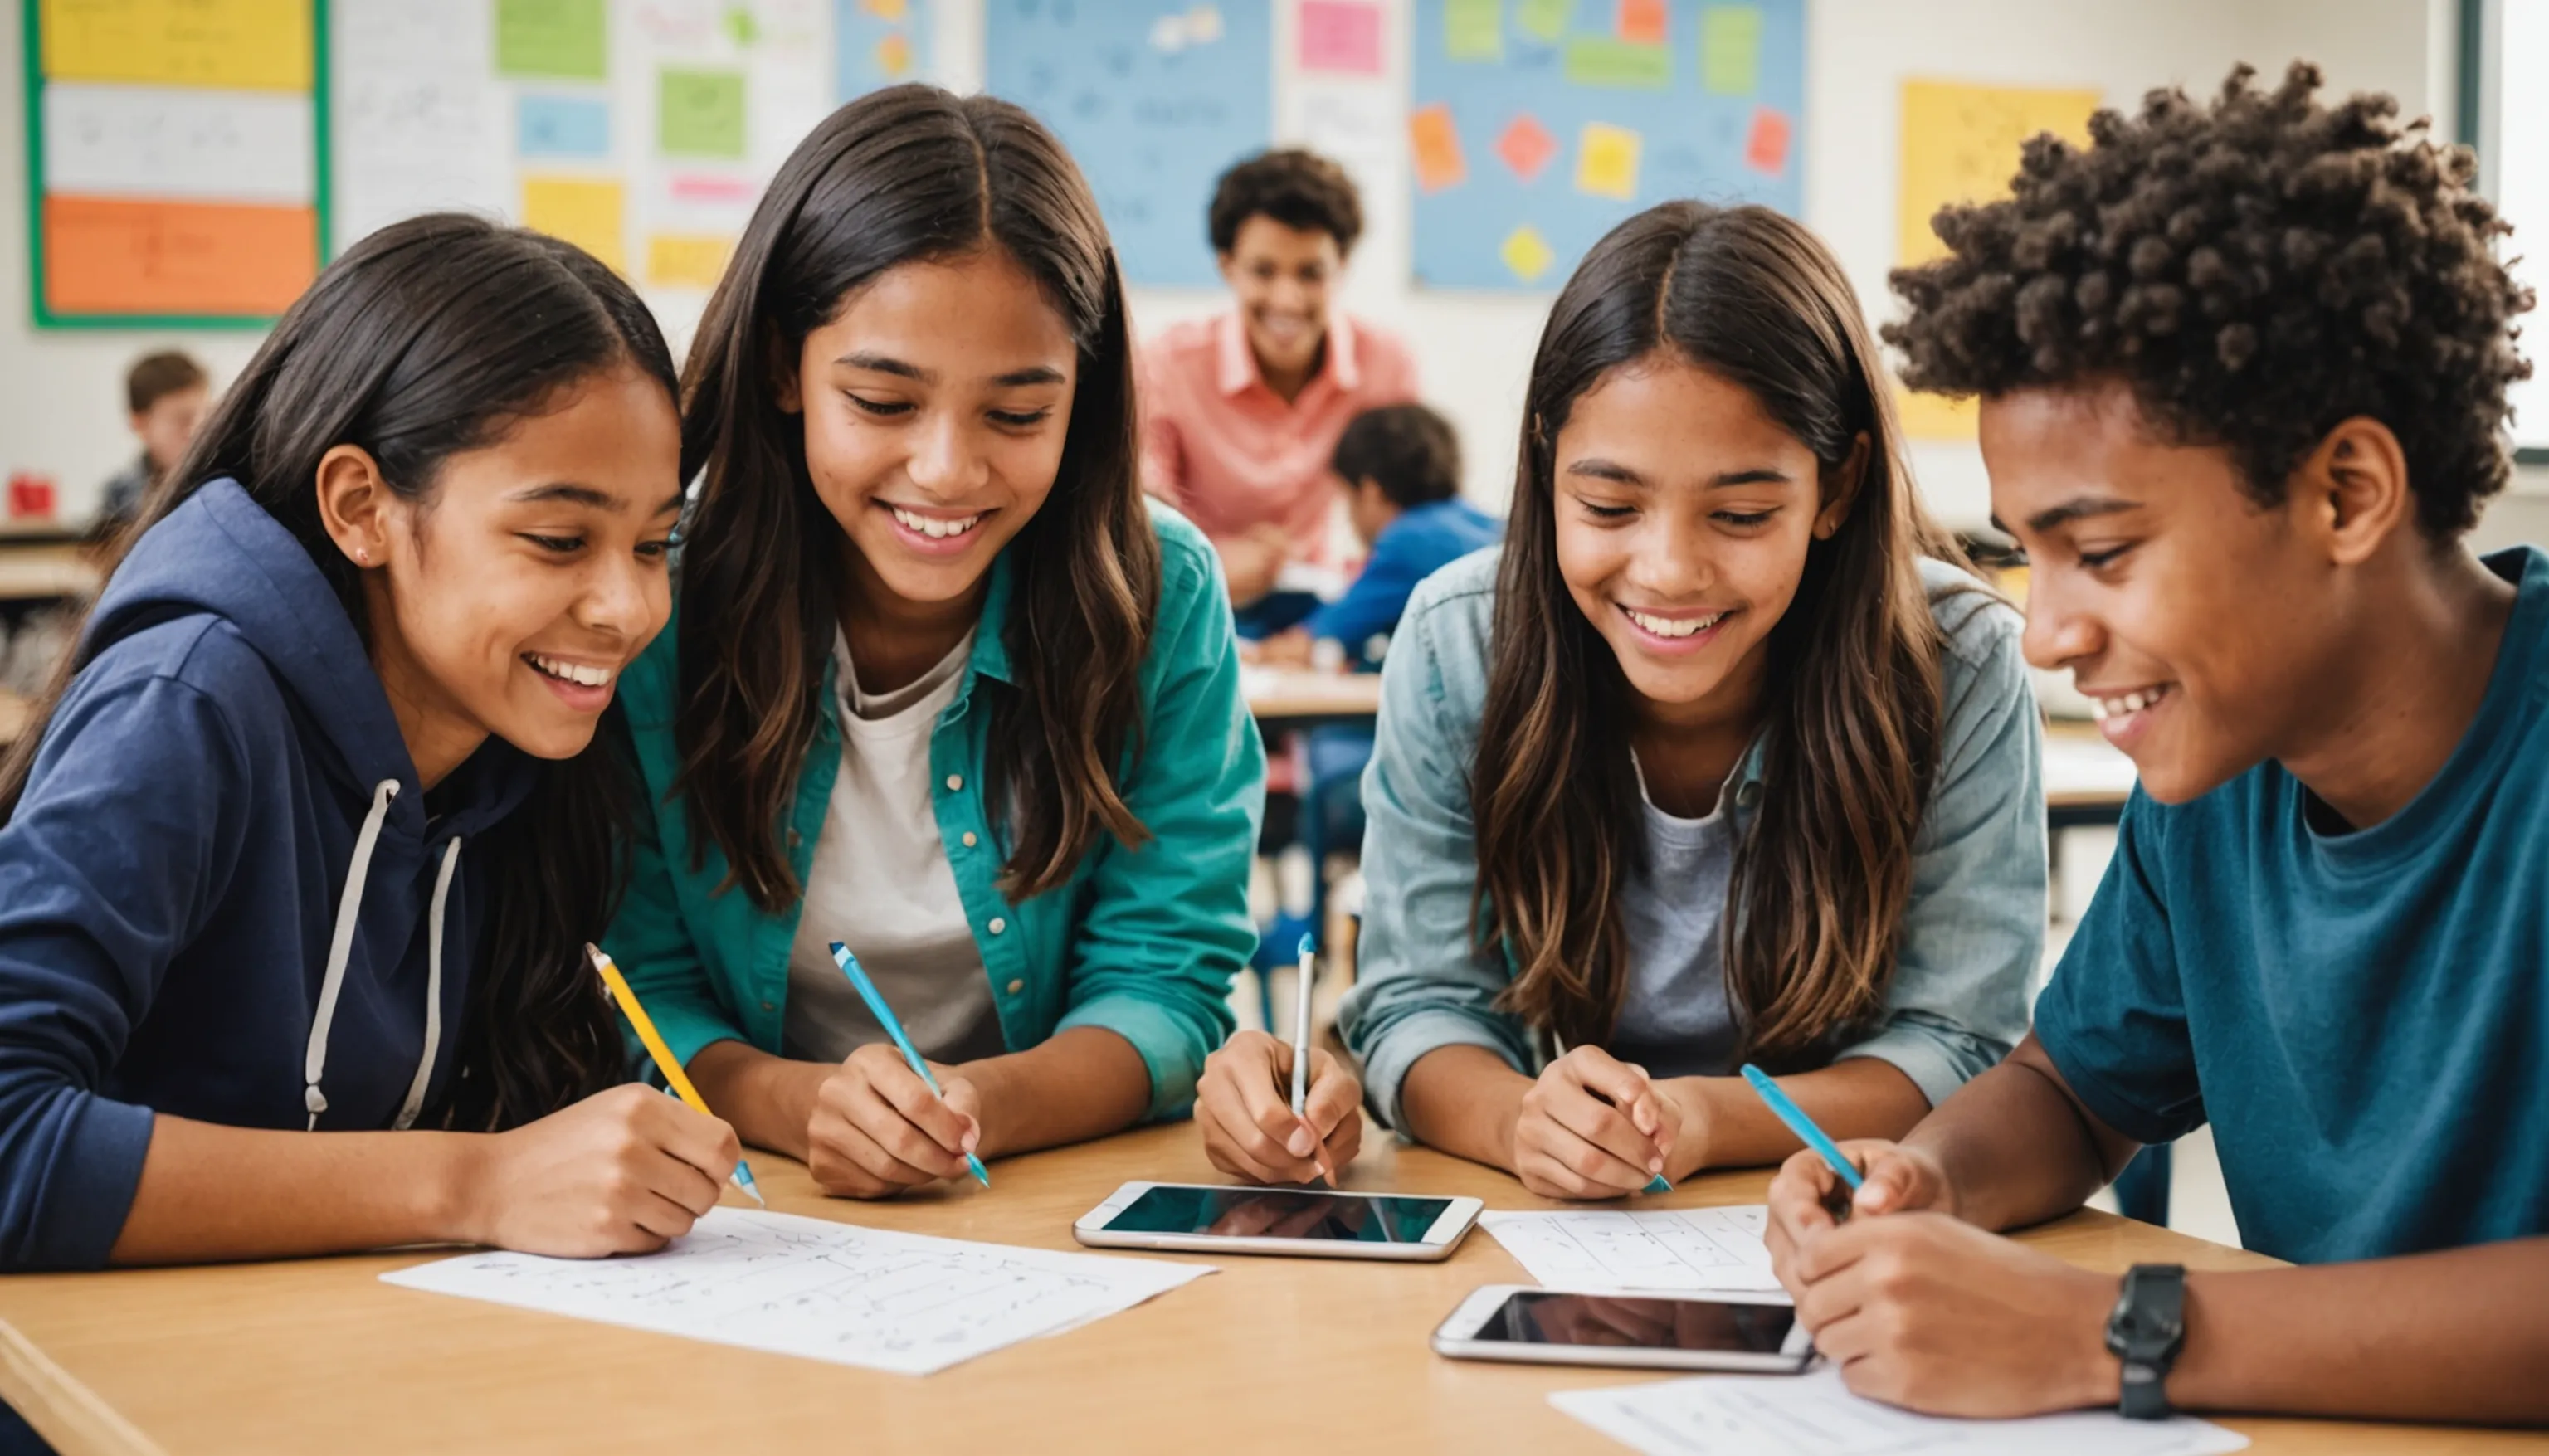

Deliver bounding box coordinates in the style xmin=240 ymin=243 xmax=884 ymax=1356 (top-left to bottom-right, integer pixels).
xmin=1496 ymin=112 xmax=1558 ymax=183
xmin=1410 ymin=102 xmax=1467 ymax=192
xmin=1617 ymin=0 xmax=1667 ymax=45
xmin=44 ymin=195 xmax=315 ymax=316
xmin=1746 ymin=105 xmax=1791 ymax=175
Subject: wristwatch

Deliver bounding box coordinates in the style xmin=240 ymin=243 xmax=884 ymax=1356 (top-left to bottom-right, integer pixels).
xmin=2104 ymin=1264 xmax=2187 ymax=1420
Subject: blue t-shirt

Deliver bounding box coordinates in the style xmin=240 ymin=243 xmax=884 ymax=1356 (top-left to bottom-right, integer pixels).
xmin=1303 ymin=499 xmax=1501 ymax=665
xmin=2035 ymin=546 xmax=2549 ymax=1266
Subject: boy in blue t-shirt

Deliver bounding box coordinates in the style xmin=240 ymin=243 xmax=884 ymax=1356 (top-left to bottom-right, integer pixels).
xmin=1255 ymin=402 xmax=1498 ymax=670
xmin=1762 ymin=62 xmax=2548 ymax=1428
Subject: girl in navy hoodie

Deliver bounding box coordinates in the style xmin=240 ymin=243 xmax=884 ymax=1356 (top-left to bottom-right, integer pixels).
xmin=0 ymin=213 xmax=740 ymax=1270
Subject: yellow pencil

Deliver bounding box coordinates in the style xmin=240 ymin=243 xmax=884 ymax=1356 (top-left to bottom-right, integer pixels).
xmin=586 ymin=942 xmax=765 ymax=1207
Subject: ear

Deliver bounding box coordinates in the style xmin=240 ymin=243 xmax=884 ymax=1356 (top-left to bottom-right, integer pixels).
xmin=768 ymin=327 xmax=803 ymax=416
xmin=2293 ymin=416 xmax=2411 ymax=566
xmin=1812 ymin=431 xmax=1872 ymax=540
xmin=1215 ymin=250 xmax=1240 ymax=290
xmin=314 ymin=444 xmax=397 ymax=569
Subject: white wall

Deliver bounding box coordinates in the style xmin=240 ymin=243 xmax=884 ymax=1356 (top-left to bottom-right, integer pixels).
xmin=7 ymin=0 xmax=2539 ymax=534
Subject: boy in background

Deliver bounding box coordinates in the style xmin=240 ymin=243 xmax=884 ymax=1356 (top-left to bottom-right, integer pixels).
xmin=1256 ymin=402 xmax=1498 ymax=670
xmin=96 ymin=351 xmax=209 ymax=538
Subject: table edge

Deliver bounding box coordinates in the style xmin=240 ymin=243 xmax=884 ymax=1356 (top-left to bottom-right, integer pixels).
xmin=0 ymin=1312 xmax=165 ymax=1456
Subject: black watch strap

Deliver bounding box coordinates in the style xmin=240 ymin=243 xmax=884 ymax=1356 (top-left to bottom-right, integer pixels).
xmin=2105 ymin=1264 xmax=2187 ymax=1420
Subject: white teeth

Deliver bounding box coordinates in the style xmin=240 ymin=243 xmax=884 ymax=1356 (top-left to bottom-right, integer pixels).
xmin=528 ymin=654 xmax=612 ymax=688
xmin=892 ymin=506 xmax=982 ymax=540
xmin=2093 ymin=684 xmax=2171 ymax=718
xmin=1624 ymin=607 xmax=1726 ymax=640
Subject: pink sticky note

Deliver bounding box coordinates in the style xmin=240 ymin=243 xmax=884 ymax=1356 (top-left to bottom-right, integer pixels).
xmin=1299 ymin=0 xmax=1383 ymax=75
xmin=1497 ymin=112 xmax=1558 ymax=183
xmin=1746 ymin=105 xmax=1791 ymax=175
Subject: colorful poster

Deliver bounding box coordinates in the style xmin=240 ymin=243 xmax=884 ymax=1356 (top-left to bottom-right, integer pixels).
xmin=1895 ymin=80 xmax=2101 ymax=439
xmin=496 ymin=0 xmax=607 ymax=80
xmin=39 ymin=0 xmax=312 ymax=91
xmin=517 ymin=95 xmax=612 ymax=158
xmin=1411 ymin=0 xmax=1805 ymax=290
xmin=1299 ymin=1 xmax=1384 ymax=75
xmin=659 ymin=68 xmax=747 ymax=158
xmin=522 ymin=175 xmax=628 ymax=271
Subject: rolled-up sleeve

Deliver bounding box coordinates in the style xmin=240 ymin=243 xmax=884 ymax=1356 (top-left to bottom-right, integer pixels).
xmin=1832 ymin=592 xmax=2045 ymax=1106
xmin=1335 ymin=575 xmax=1535 ymax=1128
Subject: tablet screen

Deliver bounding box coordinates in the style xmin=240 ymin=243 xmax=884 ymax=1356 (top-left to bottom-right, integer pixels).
xmin=1474 ymin=1292 xmax=1798 ymax=1352
xmin=1103 ymin=1186 xmax=1454 ymax=1243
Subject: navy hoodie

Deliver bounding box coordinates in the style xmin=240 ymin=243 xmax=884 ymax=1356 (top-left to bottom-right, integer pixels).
xmin=0 ymin=479 xmax=536 ymax=1269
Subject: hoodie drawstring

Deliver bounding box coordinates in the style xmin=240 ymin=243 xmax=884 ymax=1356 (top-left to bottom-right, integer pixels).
xmin=304 ymin=780 xmax=458 ymax=1132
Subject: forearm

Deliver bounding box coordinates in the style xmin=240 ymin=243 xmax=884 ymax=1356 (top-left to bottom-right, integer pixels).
xmin=965 ymin=1026 xmax=1149 ymax=1158
xmin=685 ymin=1038 xmax=826 ymax=1161
xmin=1902 ymin=1038 xmax=2133 ymax=1230
xmin=110 ymin=1114 xmax=477 ymax=1264
xmin=2165 ymin=1239 xmax=2549 ymax=1424
xmin=1399 ymin=1045 xmax=1533 ymax=1172
xmin=1665 ymin=1059 xmax=1930 ymax=1175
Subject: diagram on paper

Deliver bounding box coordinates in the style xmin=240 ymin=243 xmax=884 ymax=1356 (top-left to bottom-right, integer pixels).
xmin=383 ymin=1209 xmax=1211 ymax=1375
xmin=1480 ymin=1205 xmax=1783 ymax=1293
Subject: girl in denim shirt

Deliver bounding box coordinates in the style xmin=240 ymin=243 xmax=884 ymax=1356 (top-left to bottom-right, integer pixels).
xmin=1196 ymin=202 xmax=2044 ymax=1197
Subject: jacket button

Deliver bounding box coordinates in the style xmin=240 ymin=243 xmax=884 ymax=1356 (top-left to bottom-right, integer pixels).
xmin=945 ymin=773 xmax=964 ymax=792
xmin=760 ymin=1001 xmax=775 ymax=1012
xmin=987 ymin=917 xmax=1006 ymax=935
xmin=961 ymin=831 xmax=977 ymax=848
xmin=1006 ymin=979 xmax=1025 ymax=996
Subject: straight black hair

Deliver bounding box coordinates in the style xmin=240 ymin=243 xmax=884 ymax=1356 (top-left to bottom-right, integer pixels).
xmin=0 ymin=212 xmax=680 ymax=1131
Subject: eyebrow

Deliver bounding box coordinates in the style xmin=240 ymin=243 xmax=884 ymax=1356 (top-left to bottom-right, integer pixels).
xmin=836 ymin=352 xmax=1067 ymax=389
xmin=505 ymin=484 xmax=689 ymax=516
xmin=2001 ymin=494 xmax=2142 ymax=535
xmin=1565 ymin=459 xmax=1793 ymax=488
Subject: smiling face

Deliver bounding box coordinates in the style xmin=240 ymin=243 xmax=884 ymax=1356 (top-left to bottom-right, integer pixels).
xmin=1552 ymin=353 xmax=1849 ymax=728
xmin=1217 ymin=216 xmax=1340 ymax=385
xmin=346 ymin=366 xmax=685 ymax=780
xmin=785 ymin=248 xmax=1077 ymax=620
xmin=1981 ymin=381 xmax=2334 ymax=803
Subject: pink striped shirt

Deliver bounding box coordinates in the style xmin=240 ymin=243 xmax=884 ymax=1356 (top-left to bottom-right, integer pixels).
xmin=1136 ymin=310 xmax=1419 ymax=567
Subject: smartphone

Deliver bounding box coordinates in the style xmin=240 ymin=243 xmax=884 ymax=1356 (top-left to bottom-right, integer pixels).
xmin=1072 ymin=1181 xmax=1483 ymax=1261
xmin=1430 ymin=1285 xmax=1816 ymax=1372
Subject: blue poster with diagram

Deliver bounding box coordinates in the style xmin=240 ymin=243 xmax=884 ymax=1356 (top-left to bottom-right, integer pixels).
xmin=1411 ymin=0 xmax=1805 ymax=291
xmin=983 ymin=0 xmax=1274 ymax=287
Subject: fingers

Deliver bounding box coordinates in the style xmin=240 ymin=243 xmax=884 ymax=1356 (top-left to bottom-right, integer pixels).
xmin=1851 ymin=1144 xmax=1936 ymax=1216
xmin=860 ymin=1055 xmax=977 ymax=1168
xmin=811 ymin=1108 xmax=943 ymax=1195
xmin=1562 ymin=1048 xmax=1669 ymax=1141
xmin=1767 ymin=1147 xmax=1841 ymax=1239
xmin=1541 ymin=1074 xmax=1667 ymax=1180
xmin=1304 ymin=1051 xmax=1363 ymax=1139
xmin=645 ymin=1093 xmax=744 ymax=1187
xmin=1200 ymin=1033 xmax=1327 ymax=1184
xmin=1514 ymin=1113 xmax=1655 ymax=1198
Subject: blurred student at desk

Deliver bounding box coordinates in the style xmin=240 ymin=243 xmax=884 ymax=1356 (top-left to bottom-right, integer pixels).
xmin=95 ymin=351 xmax=210 ymax=542
xmin=1255 ymin=403 xmax=1499 ymax=671
xmin=1137 ymin=149 xmax=1417 ymax=635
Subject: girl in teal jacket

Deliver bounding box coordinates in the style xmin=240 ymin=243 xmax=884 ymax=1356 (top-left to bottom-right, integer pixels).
xmin=605 ymin=86 xmax=1264 ymax=1199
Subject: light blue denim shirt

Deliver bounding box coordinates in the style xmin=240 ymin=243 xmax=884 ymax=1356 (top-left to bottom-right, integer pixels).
xmin=1338 ymin=548 xmax=2046 ymax=1128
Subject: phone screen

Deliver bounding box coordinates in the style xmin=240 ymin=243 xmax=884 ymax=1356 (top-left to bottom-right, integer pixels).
xmin=1103 ymin=1186 xmax=1454 ymax=1243
xmin=1473 ymin=1292 xmax=1798 ymax=1352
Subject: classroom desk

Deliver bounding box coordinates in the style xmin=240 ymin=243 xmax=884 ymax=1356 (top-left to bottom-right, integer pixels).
xmin=0 ymin=1127 xmax=2532 ymax=1455
xmin=1242 ymin=665 xmax=1383 ymax=728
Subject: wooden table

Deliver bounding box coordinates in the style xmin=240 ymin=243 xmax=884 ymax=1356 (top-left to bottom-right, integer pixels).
xmin=1242 ymin=665 xmax=1382 ymax=728
xmin=0 ymin=1127 xmax=2532 ymax=1455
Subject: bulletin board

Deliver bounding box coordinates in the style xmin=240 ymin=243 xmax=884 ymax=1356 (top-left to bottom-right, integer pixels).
xmin=23 ymin=0 xmax=332 ymax=329
xmin=982 ymin=0 xmax=1274 ymax=289
xmin=1408 ymin=0 xmax=1806 ymax=292
xmin=329 ymin=0 xmax=901 ymax=306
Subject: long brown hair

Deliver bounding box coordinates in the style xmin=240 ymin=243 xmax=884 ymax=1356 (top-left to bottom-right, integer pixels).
xmin=673 ymin=85 xmax=1158 ymax=910
xmin=0 ymin=213 xmax=677 ymax=1129
xmin=1474 ymin=202 xmax=1969 ymax=1062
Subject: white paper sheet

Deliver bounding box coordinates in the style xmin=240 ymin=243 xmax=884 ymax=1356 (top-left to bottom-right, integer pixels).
xmin=382 ymin=1208 xmax=1211 ymax=1376
xmin=1481 ymin=1205 xmax=1785 ymax=1293
xmin=1552 ymin=1368 xmax=2251 ymax=1456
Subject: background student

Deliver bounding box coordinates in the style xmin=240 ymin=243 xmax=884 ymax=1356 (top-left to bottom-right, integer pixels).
xmin=0 ymin=213 xmax=739 ymax=1273
xmin=606 ymin=85 xmax=1262 ymax=1201
xmin=1137 ymin=148 xmax=1418 ymax=632
xmin=1764 ymin=62 xmax=2549 ymax=1427
xmin=1252 ymin=402 xmax=1500 ymax=670
xmin=1202 ymin=202 xmax=2046 ymax=1191
xmin=95 ymin=350 xmax=209 ymax=541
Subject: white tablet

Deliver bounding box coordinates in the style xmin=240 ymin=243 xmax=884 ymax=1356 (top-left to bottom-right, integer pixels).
xmin=1072 ymin=1181 xmax=1483 ymax=1261
xmin=1431 ymin=1285 xmax=1816 ymax=1371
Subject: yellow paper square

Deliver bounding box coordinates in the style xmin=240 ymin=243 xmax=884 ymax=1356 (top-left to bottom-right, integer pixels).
xmin=1895 ymin=80 xmax=2100 ymax=438
xmin=1501 ymin=225 xmax=1555 ymax=284
xmin=1576 ymin=122 xmax=1641 ymax=202
xmin=862 ymin=0 xmax=909 ymax=17
xmin=645 ymin=232 xmax=733 ymax=289
xmin=41 ymin=0 xmax=312 ymax=91
xmin=522 ymin=177 xmax=626 ymax=274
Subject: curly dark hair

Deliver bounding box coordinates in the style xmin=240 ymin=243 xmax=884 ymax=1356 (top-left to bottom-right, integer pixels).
xmin=1208 ymin=147 xmax=1363 ymax=256
xmin=1887 ymin=61 xmax=2534 ymax=540
xmin=1332 ymin=402 xmax=1461 ymax=508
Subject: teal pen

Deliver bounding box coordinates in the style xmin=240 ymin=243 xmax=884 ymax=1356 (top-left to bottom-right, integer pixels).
xmin=830 ymin=942 xmax=992 ymax=1188
xmin=1740 ymin=1063 xmax=1865 ymax=1192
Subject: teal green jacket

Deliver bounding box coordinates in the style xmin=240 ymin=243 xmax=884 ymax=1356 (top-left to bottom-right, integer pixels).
xmin=603 ymin=504 xmax=1265 ymax=1119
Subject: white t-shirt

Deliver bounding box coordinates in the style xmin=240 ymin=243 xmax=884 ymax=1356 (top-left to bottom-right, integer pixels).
xmin=782 ymin=629 xmax=1006 ymax=1066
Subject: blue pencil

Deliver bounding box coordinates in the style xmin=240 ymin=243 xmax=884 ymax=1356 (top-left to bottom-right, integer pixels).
xmin=830 ymin=942 xmax=992 ymax=1188
xmin=1740 ymin=1063 xmax=1865 ymax=1192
